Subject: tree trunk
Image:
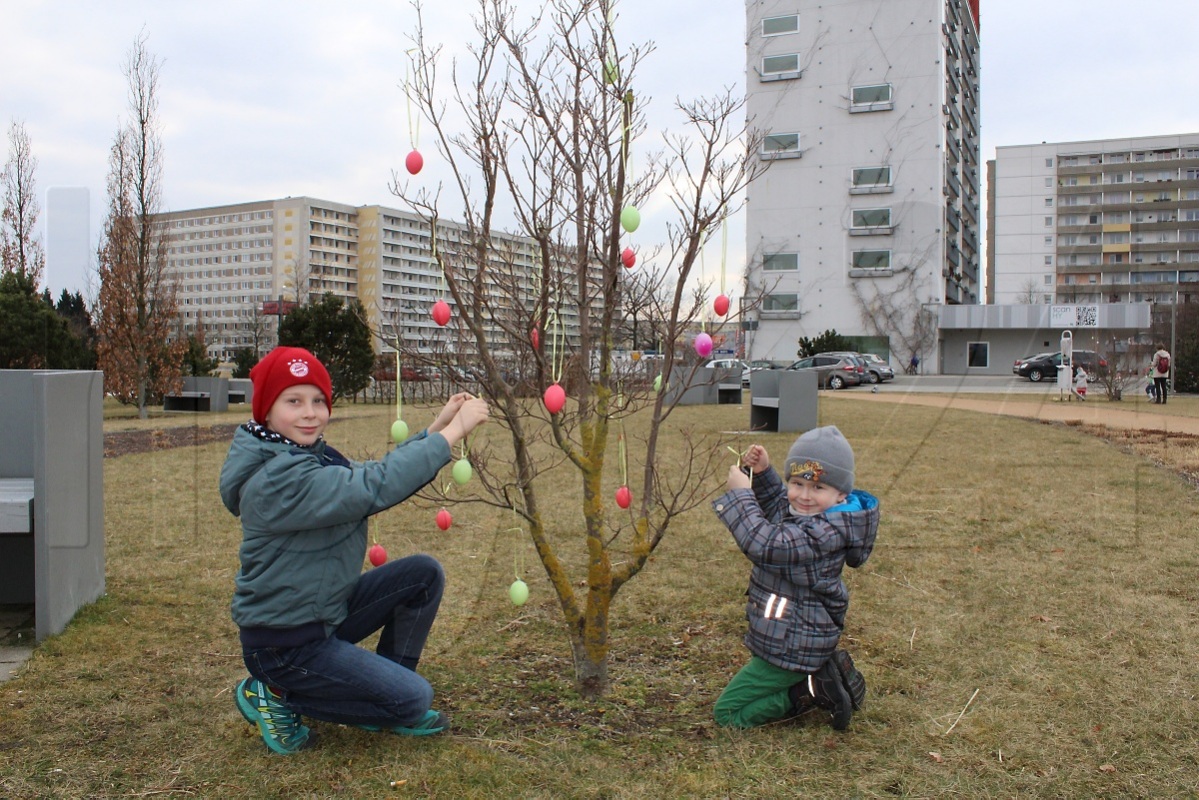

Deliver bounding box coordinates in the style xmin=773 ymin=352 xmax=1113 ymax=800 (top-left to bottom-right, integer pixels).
xmin=571 ymin=637 xmax=610 ymax=700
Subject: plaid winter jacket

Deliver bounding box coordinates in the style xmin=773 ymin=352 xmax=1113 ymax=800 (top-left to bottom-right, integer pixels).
xmin=712 ymin=468 xmax=879 ymax=673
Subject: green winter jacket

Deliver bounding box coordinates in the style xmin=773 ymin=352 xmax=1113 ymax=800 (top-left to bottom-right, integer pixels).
xmin=219 ymin=424 xmax=451 ymax=634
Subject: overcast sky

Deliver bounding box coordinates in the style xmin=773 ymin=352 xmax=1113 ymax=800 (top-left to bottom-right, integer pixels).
xmin=4 ymin=1 xmax=1199 ymax=298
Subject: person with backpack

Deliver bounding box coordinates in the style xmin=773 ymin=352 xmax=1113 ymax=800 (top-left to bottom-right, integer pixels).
xmin=1150 ymin=344 xmax=1171 ymax=404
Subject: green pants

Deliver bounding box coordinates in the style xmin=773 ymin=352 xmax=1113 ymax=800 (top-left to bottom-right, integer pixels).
xmin=714 ymin=655 xmax=806 ymax=729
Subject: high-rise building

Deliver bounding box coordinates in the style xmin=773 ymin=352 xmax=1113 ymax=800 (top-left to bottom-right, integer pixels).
xmin=989 ymin=133 xmax=1199 ymax=308
xmin=158 ymin=197 xmax=577 ymax=362
xmin=742 ymin=0 xmax=981 ymax=368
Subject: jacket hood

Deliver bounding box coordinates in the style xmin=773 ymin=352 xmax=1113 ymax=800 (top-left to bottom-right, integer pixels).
xmin=219 ymin=426 xmax=324 ymax=517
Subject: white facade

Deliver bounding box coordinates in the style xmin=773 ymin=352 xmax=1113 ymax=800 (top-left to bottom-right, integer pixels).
xmin=743 ymin=0 xmax=980 ymax=368
xmin=990 ymin=133 xmax=1199 ymax=307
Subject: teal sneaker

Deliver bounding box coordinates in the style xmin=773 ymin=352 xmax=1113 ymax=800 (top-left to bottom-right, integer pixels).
xmin=235 ymin=677 xmax=314 ymax=755
xmin=359 ymin=709 xmax=449 ymax=737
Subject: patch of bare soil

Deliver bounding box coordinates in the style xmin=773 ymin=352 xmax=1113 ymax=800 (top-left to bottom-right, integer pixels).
xmin=1065 ymin=421 xmax=1199 ymax=491
xmin=104 ymin=423 xmax=242 ymax=459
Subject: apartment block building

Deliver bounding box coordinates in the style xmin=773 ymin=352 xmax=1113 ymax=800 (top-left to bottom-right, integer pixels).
xmin=742 ymin=0 xmax=981 ymax=367
xmin=989 ymin=133 xmax=1199 ymax=308
xmin=159 ymin=197 xmax=573 ymax=362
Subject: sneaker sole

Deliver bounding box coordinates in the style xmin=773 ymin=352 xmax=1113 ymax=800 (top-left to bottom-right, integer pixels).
xmin=234 ymin=678 xmax=259 ymax=725
xmin=360 ymin=709 xmax=449 ymax=737
xmin=831 ymin=650 xmax=867 ymax=710
xmin=235 ymin=679 xmax=314 ymax=755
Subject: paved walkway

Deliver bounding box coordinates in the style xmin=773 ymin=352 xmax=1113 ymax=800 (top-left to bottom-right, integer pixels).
xmin=0 ymin=605 xmax=34 ymax=683
xmin=842 ymin=375 xmax=1199 ymax=434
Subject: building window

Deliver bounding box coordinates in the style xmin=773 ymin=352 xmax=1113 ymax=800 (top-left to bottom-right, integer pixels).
xmin=762 ymin=15 xmax=798 ymax=36
xmin=1044 ymin=217 xmax=1054 ymax=227
xmin=1044 ymin=236 xmax=1054 ymax=246
xmin=1043 ymin=274 xmax=1053 ymax=285
xmin=967 ymin=342 xmax=989 ymax=368
xmin=850 ymin=166 xmax=892 ymax=194
xmin=1046 ymin=158 xmax=1054 ymax=168
xmin=851 ymin=249 xmax=891 ymax=270
xmin=762 ymin=293 xmax=799 ymax=311
xmin=761 ymin=53 xmax=801 ymax=77
xmin=1044 ymin=256 xmax=1053 ymax=266
xmin=850 ymin=83 xmax=893 ymax=112
xmin=1045 ymin=198 xmax=1054 ymax=207
xmin=763 ymin=253 xmax=799 ymax=271
xmin=761 ymin=132 xmax=801 ymax=159
xmin=851 ymin=208 xmax=892 ymax=229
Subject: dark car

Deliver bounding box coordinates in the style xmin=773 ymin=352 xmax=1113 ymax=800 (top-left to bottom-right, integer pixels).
xmin=1013 ymin=350 xmax=1107 ymax=382
xmin=786 ymin=355 xmax=863 ymax=389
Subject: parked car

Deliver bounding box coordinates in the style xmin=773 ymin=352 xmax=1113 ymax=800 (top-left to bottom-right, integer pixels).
xmin=815 ymin=352 xmax=869 ymax=383
xmin=748 ymin=359 xmax=788 ymax=371
xmin=785 ymin=355 xmax=863 ymax=389
xmin=1013 ymin=350 xmax=1107 ymax=382
xmin=858 ymin=353 xmax=895 ymax=383
xmin=707 ymin=358 xmax=752 ymax=387
xmin=821 ymin=351 xmax=893 ymax=384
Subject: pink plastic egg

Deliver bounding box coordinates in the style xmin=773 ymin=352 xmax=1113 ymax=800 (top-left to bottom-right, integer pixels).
xmin=543 ymin=383 xmax=566 ymax=414
xmin=405 ymin=150 xmax=424 ymax=175
xmin=615 ymin=485 xmax=632 ymax=509
xmin=694 ymin=332 xmax=713 ymax=358
xmin=432 ymin=299 xmax=451 ymax=326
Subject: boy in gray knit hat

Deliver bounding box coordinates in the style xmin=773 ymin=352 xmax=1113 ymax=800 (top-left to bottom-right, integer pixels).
xmin=711 ymin=425 xmax=879 ymax=730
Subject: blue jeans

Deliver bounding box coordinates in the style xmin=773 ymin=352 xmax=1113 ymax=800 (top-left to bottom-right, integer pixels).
xmin=242 ymin=553 xmax=445 ymax=728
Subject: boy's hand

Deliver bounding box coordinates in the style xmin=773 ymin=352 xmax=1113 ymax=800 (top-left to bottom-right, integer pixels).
xmin=742 ymin=444 xmax=770 ymax=474
xmin=429 ymin=393 xmax=472 ymax=434
xmin=727 ymin=463 xmax=752 ymax=491
xmin=440 ymin=397 xmax=490 ymax=446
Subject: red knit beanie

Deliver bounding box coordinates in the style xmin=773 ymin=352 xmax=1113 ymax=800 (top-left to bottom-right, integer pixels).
xmin=250 ymin=346 xmax=334 ymax=424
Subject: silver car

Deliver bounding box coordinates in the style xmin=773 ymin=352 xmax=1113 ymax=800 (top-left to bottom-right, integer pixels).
xmin=786 ymin=355 xmax=863 ymax=389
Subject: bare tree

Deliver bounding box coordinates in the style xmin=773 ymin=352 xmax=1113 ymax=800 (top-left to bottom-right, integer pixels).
xmin=1014 ymin=277 xmax=1040 ymax=304
xmin=1 ymin=120 xmax=46 ymax=289
xmin=96 ymin=34 xmax=184 ymax=418
xmin=393 ymin=0 xmax=767 ymax=698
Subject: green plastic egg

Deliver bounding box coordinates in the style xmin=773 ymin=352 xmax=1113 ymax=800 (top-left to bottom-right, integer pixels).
xmin=653 ymin=374 xmax=663 ymax=392
xmin=620 ymin=205 xmax=641 ymax=233
xmin=509 ymin=579 xmax=529 ymax=606
xmin=390 ymin=419 xmax=409 ymax=443
xmin=604 ymin=60 xmax=619 ymax=85
xmin=452 ymin=458 xmax=473 ymax=485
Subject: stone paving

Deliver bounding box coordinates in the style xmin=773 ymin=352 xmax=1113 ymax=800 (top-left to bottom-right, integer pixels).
xmin=0 ymin=605 xmax=34 ymax=683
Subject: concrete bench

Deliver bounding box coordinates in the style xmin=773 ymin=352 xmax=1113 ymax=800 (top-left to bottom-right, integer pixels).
xmin=749 ymin=369 xmax=818 ymax=433
xmin=665 ymin=367 xmax=743 ymax=406
xmin=0 ymin=478 xmax=35 ymax=534
xmin=0 ymin=371 xmax=105 ymax=643
xmin=164 ymin=391 xmax=211 ymax=412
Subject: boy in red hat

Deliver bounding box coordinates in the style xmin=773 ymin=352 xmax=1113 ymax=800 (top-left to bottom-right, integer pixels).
xmin=220 ymin=346 xmax=489 ymax=754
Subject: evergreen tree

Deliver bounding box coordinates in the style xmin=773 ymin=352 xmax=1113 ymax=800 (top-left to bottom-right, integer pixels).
xmin=277 ymin=292 xmax=373 ymax=400
xmin=0 ymin=271 xmax=78 ymax=368
xmin=796 ymin=329 xmax=852 ymax=358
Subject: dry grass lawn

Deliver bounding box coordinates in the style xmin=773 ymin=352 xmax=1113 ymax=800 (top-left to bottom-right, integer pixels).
xmin=2 ymin=395 xmax=1198 ymax=798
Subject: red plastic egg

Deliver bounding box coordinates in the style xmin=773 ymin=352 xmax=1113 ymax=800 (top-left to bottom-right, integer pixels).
xmin=543 ymin=383 xmax=566 ymax=414
xmin=621 ymin=247 xmax=636 ymax=269
xmin=436 ymin=507 xmax=453 ymax=531
xmin=615 ymin=485 xmax=632 ymax=509
xmin=432 ymin=299 xmax=451 ymax=326
xmin=368 ymin=543 xmax=388 ymax=567
xmin=531 ymin=327 xmax=540 ymax=349
xmin=405 ymin=149 xmax=424 ymax=175
xmin=714 ymin=294 xmax=730 ymax=317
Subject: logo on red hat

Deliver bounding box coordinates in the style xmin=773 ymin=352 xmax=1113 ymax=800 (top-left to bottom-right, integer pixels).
xmin=288 ymin=359 xmax=310 ymax=378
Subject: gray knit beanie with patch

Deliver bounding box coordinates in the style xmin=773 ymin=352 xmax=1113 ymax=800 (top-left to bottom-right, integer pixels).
xmin=783 ymin=425 xmax=855 ymax=495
